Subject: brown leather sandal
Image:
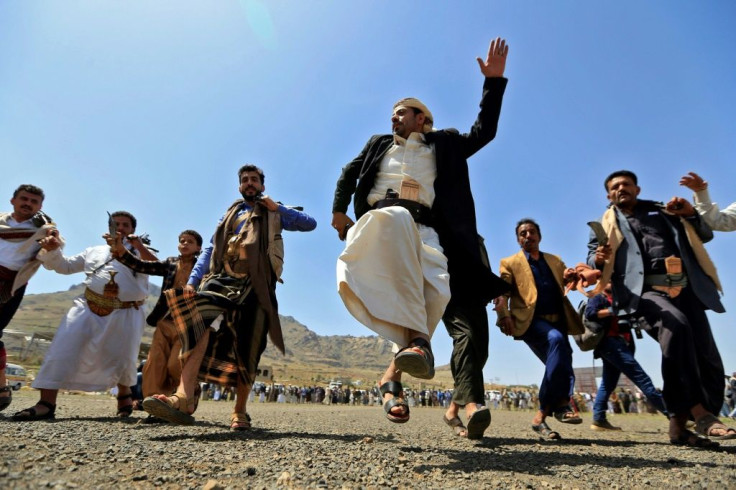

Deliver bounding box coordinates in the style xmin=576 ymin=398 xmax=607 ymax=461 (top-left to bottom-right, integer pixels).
xmin=695 ymin=414 xmax=736 ymax=440
xmin=142 ymin=392 xmax=195 ymax=425
xmin=394 ymin=339 xmax=435 ymax=380
xmin=443 ymin=415 xmax=468 ymax=437
xmin=230 ymin=412 xmax=252 ymax=431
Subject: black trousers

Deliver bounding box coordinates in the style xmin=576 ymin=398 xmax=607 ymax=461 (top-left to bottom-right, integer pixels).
xmin=0 ymin=284 xmax=27 ymax=350
xmin=442 ymin=299 xmax=488 ymax=407
xmin=636 ymin=287 xmax=725 ymax=415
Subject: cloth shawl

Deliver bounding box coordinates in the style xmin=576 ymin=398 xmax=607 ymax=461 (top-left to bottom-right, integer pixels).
xmin=209 ymin=199 xmax=284 ymax=354
xmin=0 ymin=212 xmax=61 ymax=296
xmin=592 ymin=206 xmax=721 ymax=295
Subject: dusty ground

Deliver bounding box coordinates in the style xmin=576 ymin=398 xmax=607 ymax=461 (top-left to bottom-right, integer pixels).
xmin=1 ymin=390 xmax=735 ymax=489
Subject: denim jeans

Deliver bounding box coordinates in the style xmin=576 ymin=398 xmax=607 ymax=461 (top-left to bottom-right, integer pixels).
xmin=521 ymin=318 xmax=575 ymax=412
xmin=593 ymin=335 xmax=667 ymax=422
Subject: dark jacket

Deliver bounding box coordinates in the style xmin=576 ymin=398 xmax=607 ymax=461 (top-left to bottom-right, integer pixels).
xmin=332 ymin=77 xmax=510 ymax=305
xmin=586 ymin=200 xmax=724 ymax=316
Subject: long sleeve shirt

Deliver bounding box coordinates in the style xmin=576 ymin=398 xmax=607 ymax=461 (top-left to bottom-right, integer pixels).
xmin=693 ymin=188 xmax=736 ymax=232
xmin=188 ymin=203 xmax=316 ymax=287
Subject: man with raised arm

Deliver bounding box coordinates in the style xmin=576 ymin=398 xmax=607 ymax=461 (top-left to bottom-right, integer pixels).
xmin=331 ymin=38 xmax=510 ymax=439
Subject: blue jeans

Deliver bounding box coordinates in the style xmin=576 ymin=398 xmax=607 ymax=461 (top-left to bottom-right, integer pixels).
xmin=520 ymin=318 xmax=575 ymax=412
xmin=593 ymin=335 xmax=667 ymax=422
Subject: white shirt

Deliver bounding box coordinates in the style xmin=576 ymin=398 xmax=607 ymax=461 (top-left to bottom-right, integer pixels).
xmin=693 ymin=188 xmax=736 ymax=232
xmin=39 ymin=244 xmax=149 ymax=301
xmin=367 ymin=132 xmax=436 ymax=208
xmin=0 ymin=216 xmax=42 ymax=270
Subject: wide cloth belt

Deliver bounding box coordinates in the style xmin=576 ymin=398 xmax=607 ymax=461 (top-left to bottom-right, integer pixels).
xmin=644 ymin=273 xmax=688 ymax=298
xmin=373 ymin=198 xmax=433 ymax=227
xmin=84 ymin=287 xmax=144 ymax=317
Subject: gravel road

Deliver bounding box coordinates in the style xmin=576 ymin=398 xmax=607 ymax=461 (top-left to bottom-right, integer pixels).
xmin=2 ymin=390 xmax=735 ymax=489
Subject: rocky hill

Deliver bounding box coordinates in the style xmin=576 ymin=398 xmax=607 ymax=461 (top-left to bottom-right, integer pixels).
xmin=6 ymin=285 xmax=452 ymax=387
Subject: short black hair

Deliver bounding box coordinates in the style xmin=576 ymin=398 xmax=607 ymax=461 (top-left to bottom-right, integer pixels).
xmin=13 ymin=184 xmax=45 ymax=201
xmin=179 ymin=229 xmax=203 ymax=247
xmin=238 ymin=164 xmax=265 ymax=185
xmin=111 ymin=211 xmax=137 ymax=231
xmin=515 ymin=218 xmax=541 ymax=237
xmin=604 ymin=170 xmax=638 ymax=191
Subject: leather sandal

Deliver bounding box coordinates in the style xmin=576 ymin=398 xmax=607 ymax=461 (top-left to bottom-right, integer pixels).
xmin=532 ymin=421 xmax=561 ymax=440
xmin=394 ymin=339 xmax=435 ymax=380
xmin=443 ymin=415 xmax=468 ymax=437
xmin=192 ymin=384 xmax=202 ymax=414
xmin=230 ymin=412 xmax=252 ymax=431
xmin=552 ymin=406 xmax=582 ymax=425
xmin=380 ymin=381 xmax=410 ymax=423
xmin=116 ymin=393 xmax=134 ymax=418
xmin=0 ymin=386 xmax=12 ymax=412
xmin=11 ymin=400 xmax=56 ymax=421
xmin=671 ymin=429 xmax=720 ymax=448
xmin=466 ymin=406 xmax=492 ymax=440
xmin=694 ymin=413 xmax=736 ymax=440
xmin=142 ymin=392 xmax=195 ymax=425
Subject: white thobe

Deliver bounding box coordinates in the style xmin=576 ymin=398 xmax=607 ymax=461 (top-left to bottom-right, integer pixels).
xmin=337 ymin=133 xmax=451 ymax=346
xmin=32 ymin=245 xmax=148 ymax=391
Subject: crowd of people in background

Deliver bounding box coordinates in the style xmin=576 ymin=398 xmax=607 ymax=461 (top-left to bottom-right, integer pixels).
xmin=2 ymin=33 xmax=735 ymax=451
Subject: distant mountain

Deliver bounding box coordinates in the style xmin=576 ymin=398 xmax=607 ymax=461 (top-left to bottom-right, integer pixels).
xmin=7 ymin=285 xmax=452 ymax=387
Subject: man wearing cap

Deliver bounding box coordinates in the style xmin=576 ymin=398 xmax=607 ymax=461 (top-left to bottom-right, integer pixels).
xmin=331 ymin=38 xmax=510 ymax=438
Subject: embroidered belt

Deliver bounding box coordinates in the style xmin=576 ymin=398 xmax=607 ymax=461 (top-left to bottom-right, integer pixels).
xmin=373 ymin=198 xmax=433 ymax=227
xmin=0 ymin=230 xmax=36 ymax=240
xmin=84 ymin=287 xmax=145 ymax=317
xmin=644 ymin=274 xmax=688 ymax=298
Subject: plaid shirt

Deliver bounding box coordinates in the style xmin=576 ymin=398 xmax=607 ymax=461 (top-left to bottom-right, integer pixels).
xmin=116 ymin=251 xmax=182 ymax=326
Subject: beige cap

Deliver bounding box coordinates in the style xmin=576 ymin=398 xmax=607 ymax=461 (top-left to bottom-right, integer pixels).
xmin=393 ymin=97 xmax=434 ymax=133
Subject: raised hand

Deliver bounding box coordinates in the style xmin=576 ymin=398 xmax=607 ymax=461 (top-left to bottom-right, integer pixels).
xmin=103 ymin=232 xmax=126 ymax=257
xmin=477 ymin=37 xmax=509 ymax=78
xmin=679 ymin=172 xmax=708 ymax=192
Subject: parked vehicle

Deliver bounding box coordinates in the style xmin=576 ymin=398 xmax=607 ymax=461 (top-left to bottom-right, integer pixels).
xmin=5 ymin=363 xmax=28 ymax=390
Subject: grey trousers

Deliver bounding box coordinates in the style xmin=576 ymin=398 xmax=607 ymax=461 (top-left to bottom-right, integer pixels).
xmin=442 ymin=299 xmax=489 ymax=407
xmin=637 ymin=287 xmax=725 ymax=416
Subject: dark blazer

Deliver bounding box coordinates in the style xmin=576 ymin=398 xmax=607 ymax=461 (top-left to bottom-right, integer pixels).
xmin=333 ymin=77 xmax=510 ymax=305
xmin=586 ymin=200 xmax=724 ymax=316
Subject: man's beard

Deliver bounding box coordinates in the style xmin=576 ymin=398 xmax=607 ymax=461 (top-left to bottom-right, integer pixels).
xmin=241 ymin=187 xmax=260 ymax=202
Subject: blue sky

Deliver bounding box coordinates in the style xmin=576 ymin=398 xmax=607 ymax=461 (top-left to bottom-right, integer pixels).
xmin=2 ymin=1 xmax=735 ymax=388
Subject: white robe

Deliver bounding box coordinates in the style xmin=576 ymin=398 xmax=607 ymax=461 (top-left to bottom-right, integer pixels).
xmin=337 ymin=206 xmax=450 ymax=346
xmin=32 ymin=245 xmax=148 ymax=391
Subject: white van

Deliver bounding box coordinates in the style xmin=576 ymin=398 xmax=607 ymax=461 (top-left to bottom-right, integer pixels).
xmin=6 ymin=363 xmax=28 ymax=390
